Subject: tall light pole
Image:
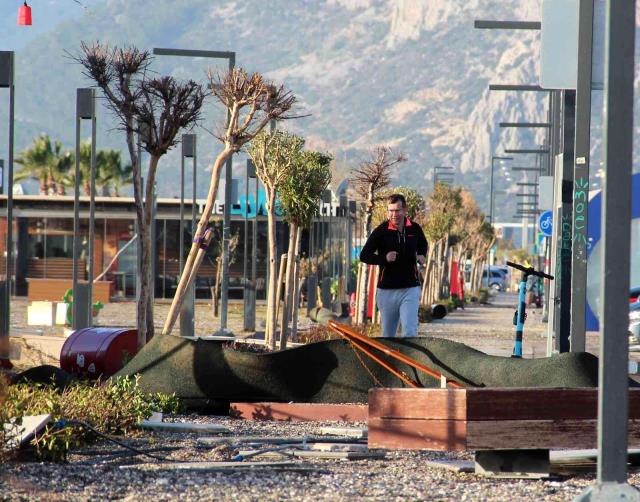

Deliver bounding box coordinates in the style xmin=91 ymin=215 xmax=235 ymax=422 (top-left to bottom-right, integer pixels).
xmin=153 ymin=48 xmax=236 ymax=332
xmin=72 ymin=88 xmax=96 ymax=330
xmin=578 ymin=1 xmax=638 ymax=498
xmin=179 ymin=134 xmax=196 ymax=338
xmin=490 ymin=156 xmax=512 ymax=224
xmin=0 ymin=52 xmax=14 ymax=367
xmin=433 ymin=165 xmax=454 ymax=187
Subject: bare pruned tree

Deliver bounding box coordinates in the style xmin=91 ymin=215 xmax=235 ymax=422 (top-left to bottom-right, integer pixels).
xmin=353 ymin=146 xmax=406 ymax=237
xmin=74 ymin=42 xmax=205 ymax=349
xmin=162 ymin=68 xmax=297 ymax=336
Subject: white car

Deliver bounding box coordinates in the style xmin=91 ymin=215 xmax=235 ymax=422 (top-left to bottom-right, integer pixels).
xmin=630 ymin=302 xmax=640 ymax=343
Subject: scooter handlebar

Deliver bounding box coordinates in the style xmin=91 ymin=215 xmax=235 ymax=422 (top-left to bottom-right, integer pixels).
xmin=506 ymin=261 xmax=554 ymax=281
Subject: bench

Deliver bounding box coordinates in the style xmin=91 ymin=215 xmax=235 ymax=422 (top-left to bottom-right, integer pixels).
xmin=26 ymin=258 xmax=86 ymax=280
xmin=26 ymin=279 xmax=112 ymax=303
xmin=368 ymin=388 xmax=640 ymax=476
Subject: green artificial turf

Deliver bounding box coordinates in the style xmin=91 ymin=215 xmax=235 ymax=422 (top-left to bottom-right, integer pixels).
xmin=115 ymin=335 xmax=605 ymax=407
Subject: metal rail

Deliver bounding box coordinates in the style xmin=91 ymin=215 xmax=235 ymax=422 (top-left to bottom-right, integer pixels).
xmin=327 ymin=321 xmax=464 ymax=389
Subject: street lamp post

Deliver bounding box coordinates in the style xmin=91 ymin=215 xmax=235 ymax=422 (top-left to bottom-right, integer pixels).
xmin=243 ymin=159 xmax=258 ymax=332
xmin=153 ymin=48 xmax=236 ymax=332
xmin=433 ymin=166 xmax=454 ymax=188
xmin=0 ymin=52 xmax=15 ymax=365
xmin=490 ymin=156 xmax=512 ymax=224
xmin=179 ymin=134 xmax=196 ymax=337
xmin=72 ymin=88 xmax=96 ymax=330
xmin=577 ymin=1 xmax=638 ymax=497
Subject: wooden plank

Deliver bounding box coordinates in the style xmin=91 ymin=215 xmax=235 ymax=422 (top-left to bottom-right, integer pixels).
xmin=466 ymin=388 xmax=640 ymax=420
xmin=230 ymin=403 xmax=368 ymax=422
xmin=368 ymin=417 xmax=467 ymax=451
xmin=369 ymin=388 xmax=640 ymax=421
xmin=369 ymin=388 xmax=468 ymax=420
xmin=467 ymin=419 xmax=640 ymax=450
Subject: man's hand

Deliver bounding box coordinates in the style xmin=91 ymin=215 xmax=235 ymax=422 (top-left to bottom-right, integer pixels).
xmin=386 ymin=251 xmax=398 ymax=263
xmin=417 ymin=254 xmax=426 ymax=266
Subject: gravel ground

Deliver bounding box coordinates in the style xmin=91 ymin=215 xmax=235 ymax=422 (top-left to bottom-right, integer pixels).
xmin=2 ymin=292 xmax=634 ymax=501
xmin=1 ymin=415 xmax=628 ymax=502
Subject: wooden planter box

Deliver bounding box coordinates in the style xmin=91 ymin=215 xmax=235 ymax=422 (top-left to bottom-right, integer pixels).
xmin=368 ymin=388 xmax=640 ymax=451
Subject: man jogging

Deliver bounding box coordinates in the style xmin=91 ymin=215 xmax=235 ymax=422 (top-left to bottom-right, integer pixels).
xmin=359 ymin=193 xmax=427 ymax=337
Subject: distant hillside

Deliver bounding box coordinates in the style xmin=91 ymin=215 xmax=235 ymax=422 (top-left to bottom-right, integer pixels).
xmin=1 ymin=0 xmax=637 ymax=221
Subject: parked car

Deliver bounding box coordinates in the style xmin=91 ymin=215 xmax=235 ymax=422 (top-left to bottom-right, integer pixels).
xmin=481 ymin=269 xmax=507 ymax=291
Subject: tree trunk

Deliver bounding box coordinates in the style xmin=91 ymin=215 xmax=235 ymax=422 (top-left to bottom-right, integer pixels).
xmin=421 ymin=245 xmax=435 ymax=305
xmin=162 ymin=147 xmax=233 ymax=336
xmin=279 ymin=223 xmax=297 ymax=350
xmin=139 ymin=155 xmax=160 ymax=344
xmin=264 ymin=188 xmax=279 ymax=348
xmin=213 ymin=257 xmax=222 ymax=317
xmin=290 ymin=226 xmax=303 ymax=342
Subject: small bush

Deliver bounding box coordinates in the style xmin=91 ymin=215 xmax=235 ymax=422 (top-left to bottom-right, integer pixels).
xmin=297 ymin=325 xmax=338 ymax=344
xmin=418 ymin=305 xmax=432 ymax=323
xmin=478 ymin=288 xmax=490 ymax=304
xmin=1 ymin=375 xmax=182 ymax=461
xmin=450 ymin=294 xmax=464 ymax=310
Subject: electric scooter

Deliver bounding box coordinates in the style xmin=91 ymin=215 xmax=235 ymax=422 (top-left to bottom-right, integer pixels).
xmin=506 ymin=261 xmax=554 ymax=358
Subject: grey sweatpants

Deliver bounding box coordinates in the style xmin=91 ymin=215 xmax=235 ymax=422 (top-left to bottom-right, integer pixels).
xmin=376 ymin=286 xmax=420 ymax=338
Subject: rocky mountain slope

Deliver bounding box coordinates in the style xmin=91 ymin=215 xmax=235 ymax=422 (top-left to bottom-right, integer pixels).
xmin=1 ymin=0 xmax=635 ymax=217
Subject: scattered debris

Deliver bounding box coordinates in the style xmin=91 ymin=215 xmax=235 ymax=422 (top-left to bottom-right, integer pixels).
xmin=120 ymin=460 xmax=317 ymax=472
xmin=237 ymin=448 xmax=386 ymax=461
xmin=196 ymin=435 xmax=367 ymax=448
xmin=317 ymin=426 xmax=368 ymax=439
xmin=423 ymin=459 xmax=475 ymax=473
xmin=137 ymin=421 xmax=229 ymax=434
xmin=3 ymin=414 xmax=52 ymax=449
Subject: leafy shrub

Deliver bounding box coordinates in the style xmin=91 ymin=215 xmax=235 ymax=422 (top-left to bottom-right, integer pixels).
xmin=418 ymin=305 xmax=432 ymax=323
xmin=449 ymin=294 xmax=464 ymax=310
xmin=297 ymin=325 xmax=338 ymax=344
xmin=1 ymin=375 xmax=182 ymax=461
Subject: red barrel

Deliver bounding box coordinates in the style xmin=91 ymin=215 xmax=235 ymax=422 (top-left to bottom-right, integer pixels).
xmin=60 ymin=327 xmax=139 ymax=379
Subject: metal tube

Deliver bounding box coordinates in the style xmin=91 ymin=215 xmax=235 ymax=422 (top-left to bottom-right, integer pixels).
xmin=220 ymin=54 xmax=236 ymax=331
xmin=1 ymin=54 xmax=15 ymax=340
xmin=87 ymin=106 xmax=97 ymax=325
xmin=569 ymin=0 xmax=594 ymax=353
xmin=597 ymin=0 xmax=635 ymax=485
xmin=179 ymin=143 xmax=185 ymax=273
xmin=72 ymin=102 xmax=81 ymax=330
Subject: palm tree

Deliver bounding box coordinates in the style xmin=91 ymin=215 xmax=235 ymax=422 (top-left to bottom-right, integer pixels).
xmin=14 ymin=134 xmax=72 ymax=195
xmin=96 ymin=149 xmax=133 ymax=196
xmin=65 ymin=143 xmax=133 ymax=196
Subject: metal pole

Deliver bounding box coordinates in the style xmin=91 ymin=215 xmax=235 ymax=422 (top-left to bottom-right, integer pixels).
xmin=569 ymin=0 xmax=594 ymax=353
xmin=72 ymin=93 xmax=82 ymax=330
xmin=220 ymin=54 xmax=236 ymax=332
xmin=87 ymin=96 xmax=97 ymax=325
xmin=248 ymin=163 xmax=258 ymax=331
xmin=243 ymin=160 xmax=249 ymax=322
xmin=490 ymin=157 xmax=495 ymax=223
xmin=179 ymin=142 xmax=185 ymax=273
xmin=0 ymin=52 xmax=14 ymax=344
xmin=597 ymin=0 xmax=636 ymax=488
xmin=553 ymin=90 xmax=575 ymax=354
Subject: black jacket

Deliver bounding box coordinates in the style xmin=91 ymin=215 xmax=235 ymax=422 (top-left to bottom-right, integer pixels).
xmin=359 ymin=218 xmax=428 ymax=289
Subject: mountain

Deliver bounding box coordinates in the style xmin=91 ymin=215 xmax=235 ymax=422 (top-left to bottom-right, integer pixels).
xmin=0 ymin=0 xmax=634 ymax=220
